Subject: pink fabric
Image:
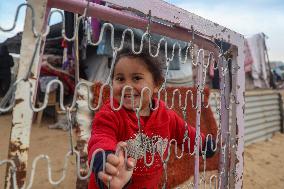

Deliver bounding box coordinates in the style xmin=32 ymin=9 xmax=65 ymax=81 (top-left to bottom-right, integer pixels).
xmin=209 ymin=60 xmax=215 ymax=78
xmin=244 ymin=39 xmax=253 ymax=73
xmin=91 ymin=0 xmax=102 ymax=41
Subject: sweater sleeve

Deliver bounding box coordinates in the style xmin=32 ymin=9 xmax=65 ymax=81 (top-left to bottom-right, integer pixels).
xmin=92 ymin=150 xmax=132 ymax=189
xmin=169 ymin=111 xmax=205 ymax=154
xmin=93 ymin=150 xmax=114 ymax=189
xmin=88 ymin=107 xmax=134 ymax=188
xmin=88 ymin=109 xmax=119 ymax=163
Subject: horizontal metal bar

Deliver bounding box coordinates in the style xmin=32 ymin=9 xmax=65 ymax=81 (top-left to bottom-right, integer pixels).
xmin=245 ymin=90 xmax=278 ymax=96
xmin=210 ymin=92 xmax=279 ymax=103
xmin=245 ymin=100 xmax=279 ymax=108
xmin=105 ymin=0 xmax=244 ymax=46
xmin=245 ymin=105 xmax=279 ymax=114
xmin=245 ymin=115 xmax=281 ymax=128
xmin=47 ymin=0 xmax=219 ymax=56
xmin=245 ymin=127 xmax=280 ymax=143
xmin=245 ymin=133 xmax=273 ymax=146
xmin=245 ymin=94 xmax=279 ymax=103
xmin=245 ymin=110 xmax=280 ymax=121
xmin=245 ymin=120 xmax=281 ymax=135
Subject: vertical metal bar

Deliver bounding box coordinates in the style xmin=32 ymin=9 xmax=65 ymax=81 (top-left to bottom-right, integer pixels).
xmin=75 ymin=84 xmax=93 ymax=189
xmin=194 ymin=51 xmax=204 ymax=189
xmin=218 ymin=58 xmax=230 ymax=189
xmin=74 ymin=14 xmax=80 ymax=84
xmin=233 ymin=42 xmax=245 ymax=189
xmin=4 ymin=0 xmax=48 ymax=188
xmin=229 ymin=52 xmax=238 ymax=189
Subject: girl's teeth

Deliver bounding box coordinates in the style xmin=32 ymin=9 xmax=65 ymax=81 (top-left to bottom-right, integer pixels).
xmin=124 ymin=94 xmax=139 ymax=98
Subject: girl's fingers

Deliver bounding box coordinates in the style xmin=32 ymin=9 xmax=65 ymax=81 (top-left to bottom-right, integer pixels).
xmin=105 ymin=162 xmax=119 ymax=176
xmin=126 ymin=157 xmax=136 ymax=171
xmin=115 ymin=142 xmax=128 ymax=163
xmin=117 ymin=141 xmax=127 ymax=148
xmin=116 ymin=142 xmax=127 ymax=157
xmin=98 ymin=171 xmax=112 ymax=183
xmin=107 ymin=154 xmax=120 ymax=167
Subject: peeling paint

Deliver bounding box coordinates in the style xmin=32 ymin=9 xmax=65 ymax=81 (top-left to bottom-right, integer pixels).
xmin=5 ymin=1 xmax=49 ymax=188
xmin=221 ymin=28 xmax=227 ymax=32
xmin=75 ymin=139 xmax=89 ymax=189
xmin=9 ymin=141 xmax=28 ymax=154
xmin=6 ymin=149 xmax=27 ymax=189
xmin=236 ymin=123 xmax=239 ymax=135
xmin=15 ymin=99 xmax=24 ymax=105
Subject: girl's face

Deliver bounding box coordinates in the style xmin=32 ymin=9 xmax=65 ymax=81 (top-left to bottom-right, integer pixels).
xmin=112 ymin=56 xmax=159 ymax=116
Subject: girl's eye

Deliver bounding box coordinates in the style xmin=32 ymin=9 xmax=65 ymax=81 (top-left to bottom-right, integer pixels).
xmin=115 ymin=77 xmax=124 ymax=81
xmin=133 ymin=76 xmax=142 ymax=81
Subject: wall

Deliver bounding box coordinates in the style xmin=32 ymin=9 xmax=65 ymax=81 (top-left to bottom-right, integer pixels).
xmin=210 ymin=90 xmax=283 ymax=145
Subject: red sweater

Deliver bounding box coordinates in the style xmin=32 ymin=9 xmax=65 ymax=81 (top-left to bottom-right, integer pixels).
xmin=88 ymin=99 xmax=204 ymax=189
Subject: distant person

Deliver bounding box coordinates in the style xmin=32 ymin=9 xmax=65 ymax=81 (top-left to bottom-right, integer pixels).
xmin=0 ymin=45 xmax=14 ymax=97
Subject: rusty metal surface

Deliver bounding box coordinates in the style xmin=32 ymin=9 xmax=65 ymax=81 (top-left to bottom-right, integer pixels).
xmin=193 ymin=50 xmax=204 ymax=189
xmin=74 ymin=82 xmax=93 ymax=189
xmin=4 ymin=0 xmax=48 ymax=188
xmin=104 ymin=0 xmax=244 ymax=45
xmin=75 ymin=139 xmax=89 ymax=189
xmin=229 ymin=53 xmax=238 ymax=189
xmin=233 ymin=44 xmax=245 ymax=189
xmin=218 ymin=58 xmax=230 ymax=188
xmin=47 ymin=0 xmax=220 ymax=59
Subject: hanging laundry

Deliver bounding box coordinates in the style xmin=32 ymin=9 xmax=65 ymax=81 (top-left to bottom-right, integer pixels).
xmin=246 ymin=33 xmax=270 ymax=88
xmin=91 ymin=0 xmax=102 ymax=42
xmin=244 ymin=39 xmax=253 ymax=73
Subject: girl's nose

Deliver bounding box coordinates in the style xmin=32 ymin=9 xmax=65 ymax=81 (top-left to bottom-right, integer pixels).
xmin=120 ymin=80 xmax=133 ymax=92
xmin=124 ymin=79 xmax=134 ymax=88
xmin=124 ymin=85 xmax=134 ymax=94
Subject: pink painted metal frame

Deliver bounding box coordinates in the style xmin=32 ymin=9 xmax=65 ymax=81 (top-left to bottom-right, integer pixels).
xmin=5 ymin=0 xmax=245 ymax=188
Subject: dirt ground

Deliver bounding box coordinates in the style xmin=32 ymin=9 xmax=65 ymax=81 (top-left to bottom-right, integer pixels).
xmin=1 ymin=113 xmax=284 ymax=189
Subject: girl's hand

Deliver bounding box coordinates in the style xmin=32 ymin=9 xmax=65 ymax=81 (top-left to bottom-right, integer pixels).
xmin=98 ymin=142 xmax=136 ymax=189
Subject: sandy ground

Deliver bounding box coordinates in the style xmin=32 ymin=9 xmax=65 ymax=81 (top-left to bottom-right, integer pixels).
xmin=1 ymin=113 xmax=284 ymax=189
xmin=0 ymin=114 xmax=77 ymax=189
xmin=243 ymin=133 xmax=284 ymax=189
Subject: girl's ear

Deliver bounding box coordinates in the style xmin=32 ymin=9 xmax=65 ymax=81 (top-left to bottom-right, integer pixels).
xmin=154 ymin=79 xmax=164 ymax=94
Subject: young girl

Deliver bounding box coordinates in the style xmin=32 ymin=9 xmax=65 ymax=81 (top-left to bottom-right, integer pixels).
xmin=88 ymin=44 xmax=213 ymax=189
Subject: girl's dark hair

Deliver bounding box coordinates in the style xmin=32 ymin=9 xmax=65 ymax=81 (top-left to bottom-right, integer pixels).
xmin=114 ymin=43 xmax=165 ymax=87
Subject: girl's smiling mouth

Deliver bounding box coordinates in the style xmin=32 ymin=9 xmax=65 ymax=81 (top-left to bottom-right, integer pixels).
xmin=124 ymin=94 xmax=139 ymax=99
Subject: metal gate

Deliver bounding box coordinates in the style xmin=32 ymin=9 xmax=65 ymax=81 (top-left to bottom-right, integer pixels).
xmin=0 ymin=0 xmax=245 ymax=188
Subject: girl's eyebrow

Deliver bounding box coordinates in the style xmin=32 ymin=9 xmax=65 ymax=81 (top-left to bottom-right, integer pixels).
xmin=114 ymin=73 xmax=123 ymax=76
xmin=132 ymin=73 xmax=144 ymax=75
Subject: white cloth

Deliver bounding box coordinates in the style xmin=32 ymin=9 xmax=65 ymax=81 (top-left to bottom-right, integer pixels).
xmin=84 ymin=54 xmax=110 ymax=83
xmin=166 ymin=62 xmax=193 ymax=87
xmin=246 ymin=33 xmax=270 ymax=88
xmin=39 ymin=76 xmax=58 ymax=92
